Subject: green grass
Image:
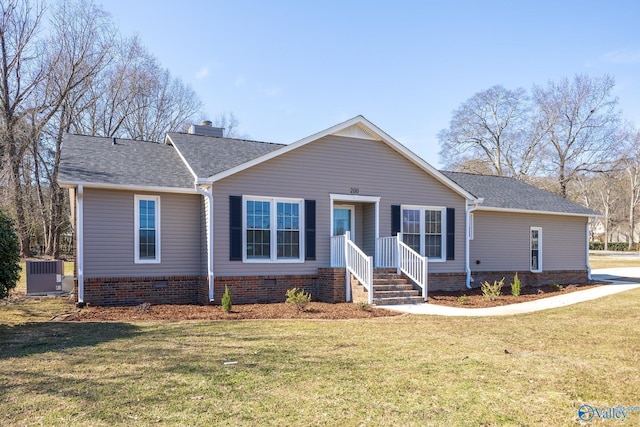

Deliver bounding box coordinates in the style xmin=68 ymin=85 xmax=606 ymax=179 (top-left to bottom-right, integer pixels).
xmin=590 ymin=254 xmax=640 ymax=270
xmin=2 ymin=288 xmax=640 ymax=425
xmin=1 ymin=262 xmax=639 ymax=425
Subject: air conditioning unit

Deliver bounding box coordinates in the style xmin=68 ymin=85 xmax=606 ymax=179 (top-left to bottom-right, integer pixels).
xmin=26 ymin=260 xmax=64 ymax=295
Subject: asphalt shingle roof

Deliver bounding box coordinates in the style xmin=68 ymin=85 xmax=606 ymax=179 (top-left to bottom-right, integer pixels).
xmin=59 ymin=134 xmax=194 ymax=189
xmin=166 ymin=132 xmax=285 ymax=178
xmin=441 ymin=171 xmax=598 ymax=216
xmin=59 ymin=132 xmax=598 ymax=217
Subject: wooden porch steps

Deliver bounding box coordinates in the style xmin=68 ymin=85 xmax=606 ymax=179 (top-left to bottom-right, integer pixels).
xmin=371 ymin=269 xmax=424 ymax=305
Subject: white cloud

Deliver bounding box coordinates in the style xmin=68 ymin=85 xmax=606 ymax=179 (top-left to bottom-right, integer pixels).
xmin=259 ymin=85 xmax=281 ymax=97
xmin=195 ymin=66 xmax=210 ymax=79
xmin=600 ymin=48 xmax=640 ymax=64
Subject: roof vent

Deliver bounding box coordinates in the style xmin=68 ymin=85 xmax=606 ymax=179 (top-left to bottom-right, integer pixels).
xmin=188 ymin=120 xmax=224 ymax=137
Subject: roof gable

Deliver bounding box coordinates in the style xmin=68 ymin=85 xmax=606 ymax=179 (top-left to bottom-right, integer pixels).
xmin=201 ymin=115 xmax=476 ymax=200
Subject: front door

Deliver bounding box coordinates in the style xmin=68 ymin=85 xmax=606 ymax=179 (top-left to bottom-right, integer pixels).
xmin=333 ymin=206 xmax=354 ymax=238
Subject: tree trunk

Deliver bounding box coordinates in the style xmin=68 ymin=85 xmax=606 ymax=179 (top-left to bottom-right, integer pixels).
xmin=8 ymin=146 xmax=30 ymax=257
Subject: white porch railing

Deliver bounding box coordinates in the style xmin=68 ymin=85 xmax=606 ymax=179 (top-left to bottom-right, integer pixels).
xmin=375 ymin=236 xmax=397 ymax=268
xmin=331 ymin=232 xmax=373 ymax=304
xmin=376 ymin=234 xmax=428 ymax=301
xmin=330 ymin=234 xmax=346 ymax=268
xmin=396 ymin=234 xmax=428 ymax=301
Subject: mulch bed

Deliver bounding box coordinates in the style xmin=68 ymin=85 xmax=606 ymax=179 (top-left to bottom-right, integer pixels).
xmin=427 ymin=282 xmax=601 ymax=308
xmin=54 ymin=302 xmax=403 ymax=322
xmin=48 ymin=282 xmax=603 ymax=321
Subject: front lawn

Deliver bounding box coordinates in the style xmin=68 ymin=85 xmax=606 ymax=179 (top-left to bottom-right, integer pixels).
xmin=1 ymin=286 xmax=639 ymax=425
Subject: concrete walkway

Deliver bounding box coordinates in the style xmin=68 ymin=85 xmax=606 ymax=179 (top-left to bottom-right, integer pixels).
xmin=378 ymin=268 xmax=640 ymax=317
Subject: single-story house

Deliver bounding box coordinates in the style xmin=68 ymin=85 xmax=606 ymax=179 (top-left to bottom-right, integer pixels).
xmin=59 ymin=116 xmax=598 ymax=306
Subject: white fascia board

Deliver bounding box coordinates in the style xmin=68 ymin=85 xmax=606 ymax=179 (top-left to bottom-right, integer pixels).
xmin=58 ymin=180 xmax=197 ymax=194
xmin=475 ymin=205 xmax=598 ymax=218
xmin=202 ymin=115 xmax=478 ymax=202
xmin=164 ymin=134 xmax=199 ymax=179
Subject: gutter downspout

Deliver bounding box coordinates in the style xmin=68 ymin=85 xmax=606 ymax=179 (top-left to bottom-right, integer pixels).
xmin=195 ymin=183 xmax=215 ymax=302
xmin=586 ymin=217 xmax=596 ymax=281
xmin=465 ymin=198 xmax=483 ymax=289
xmin=77 ymin=184 xmax=84 ymax=306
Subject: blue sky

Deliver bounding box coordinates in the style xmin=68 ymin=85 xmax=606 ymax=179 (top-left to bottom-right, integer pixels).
xmin=99 ymin=0 xmax=640 ymax=166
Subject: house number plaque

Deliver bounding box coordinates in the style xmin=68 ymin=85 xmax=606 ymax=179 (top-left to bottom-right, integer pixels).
xmin=350 ymin=187 xmax=360 ymax=194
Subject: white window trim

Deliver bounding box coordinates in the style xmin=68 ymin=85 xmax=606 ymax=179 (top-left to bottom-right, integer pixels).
xmin=134 ymin=195 xmax=161 ymax=264
xmin=530 ymin=226 xmax=542 ymax=273
xmin=401 ymin=205 xmax=446 ymax=262
xmin=242 ymin=195 xmax=305 ymax=263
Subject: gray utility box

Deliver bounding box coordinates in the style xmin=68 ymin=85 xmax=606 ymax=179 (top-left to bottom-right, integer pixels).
xmin=26 ymin=260 xmax=64 ymax=294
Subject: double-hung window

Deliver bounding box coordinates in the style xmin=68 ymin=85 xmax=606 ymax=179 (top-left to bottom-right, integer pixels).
xmin=401 ymin=205 xmax=446 ymax=261
xmin=244 ymin=196 xmax=303 ymax=262
xmin=135 ymin=195 xmax=161 ymax=263
xmin=530 ymin=227 xmax=542 ymax=272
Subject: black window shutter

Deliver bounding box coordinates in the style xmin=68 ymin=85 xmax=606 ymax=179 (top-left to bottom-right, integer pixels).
xmin=229 ymin=196 xmax=243 ymax=261
xmin=446 ymin=207 xmax=455 ymax=260
xmin=305 ymin=200 xmax=316 ymax=260
xmin=391 ymin=205 xmax=401 ymax=235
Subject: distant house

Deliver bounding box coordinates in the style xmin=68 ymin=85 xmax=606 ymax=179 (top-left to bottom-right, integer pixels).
xmin=59 ymin=116 xmax=598 ymax=306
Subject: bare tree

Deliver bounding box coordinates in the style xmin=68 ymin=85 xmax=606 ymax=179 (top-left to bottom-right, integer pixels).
xmin=72 ymin=36 xmax=146 ymax=137
xmin=438 ymin=85 xmax=537 ymax=178
xmin=212 ymin=111 xmax=249 ymax=138
xmin=34 ymin=0 xmax=115 ymax=257
xmin=533 ymin=74 xmax=622 ymax=198
xmin=121 ymin=44 xmax=202 ymax=142
xmin=0 ymin=0 xmax=46 ymax=256
xmin=621 ymin=129 xmax=640 ymax=249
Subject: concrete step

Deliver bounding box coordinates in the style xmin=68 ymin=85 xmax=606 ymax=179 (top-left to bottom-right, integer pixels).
xmin=374 ymin=289 xmax=421 ymax=298
xmin=373 ymin=278 xmax=408 ymax=285
xmin=373 ymin=283 xmax=415 ymax=292
xmin=373 ymin=295 xmax=426 ymax=305
xmin=373 ymin=268 xmax=398 ymax=275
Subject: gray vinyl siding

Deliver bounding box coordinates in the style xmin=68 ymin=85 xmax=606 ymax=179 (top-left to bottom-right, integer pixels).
xmin=470 ymin=210 xmax=588 ymax=272
xmin=83 ymin=188 xmax=202 ymax=278
xmin=212 ymin=135 xmax=467 ymax=276
xmin=363 ymin=203 xmax=376 ymax=256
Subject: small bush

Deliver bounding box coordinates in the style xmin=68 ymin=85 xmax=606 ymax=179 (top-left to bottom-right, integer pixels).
xmin=550 ymin=283 xmax=564 ymax=292
xmin=457 ymin=294 xmax=470 ymax=305
xmin=285 ymin=287 xmax=311 ymax=311
xmin=510 ymin=273 xmax=521 ymax=297
xmin=355 ymin=302 xmax=372 ymax=311
xmin=0 ymin=211 xmax=21 ymax=299
xmin=222 ymin=285 xmax=232 ymax=313
xmin=481 ymin=278 xmax=504 ymax=301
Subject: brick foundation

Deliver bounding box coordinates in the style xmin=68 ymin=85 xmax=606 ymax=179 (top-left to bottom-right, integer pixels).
xmin=213 ymin=274 xmax=318 ymax=304
xmin=471 ymin=270 xmax=589 ymax=288
xmin=76 ymin=268 xmax=588 ymax=306
xmin=429 ymin=273 xmax=469 ymax=292
xmin=79 ymin=276 xmax=206 ymax=306
xmin=78 ymin=269 xmax=347 ymax=306
xmin=317 ymin=268 xmax=347 ymax=303
xmin=428 ymin=270 xmax=590 ymax=292
xmin=350 ymin=273 xmax=369 ymax=304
